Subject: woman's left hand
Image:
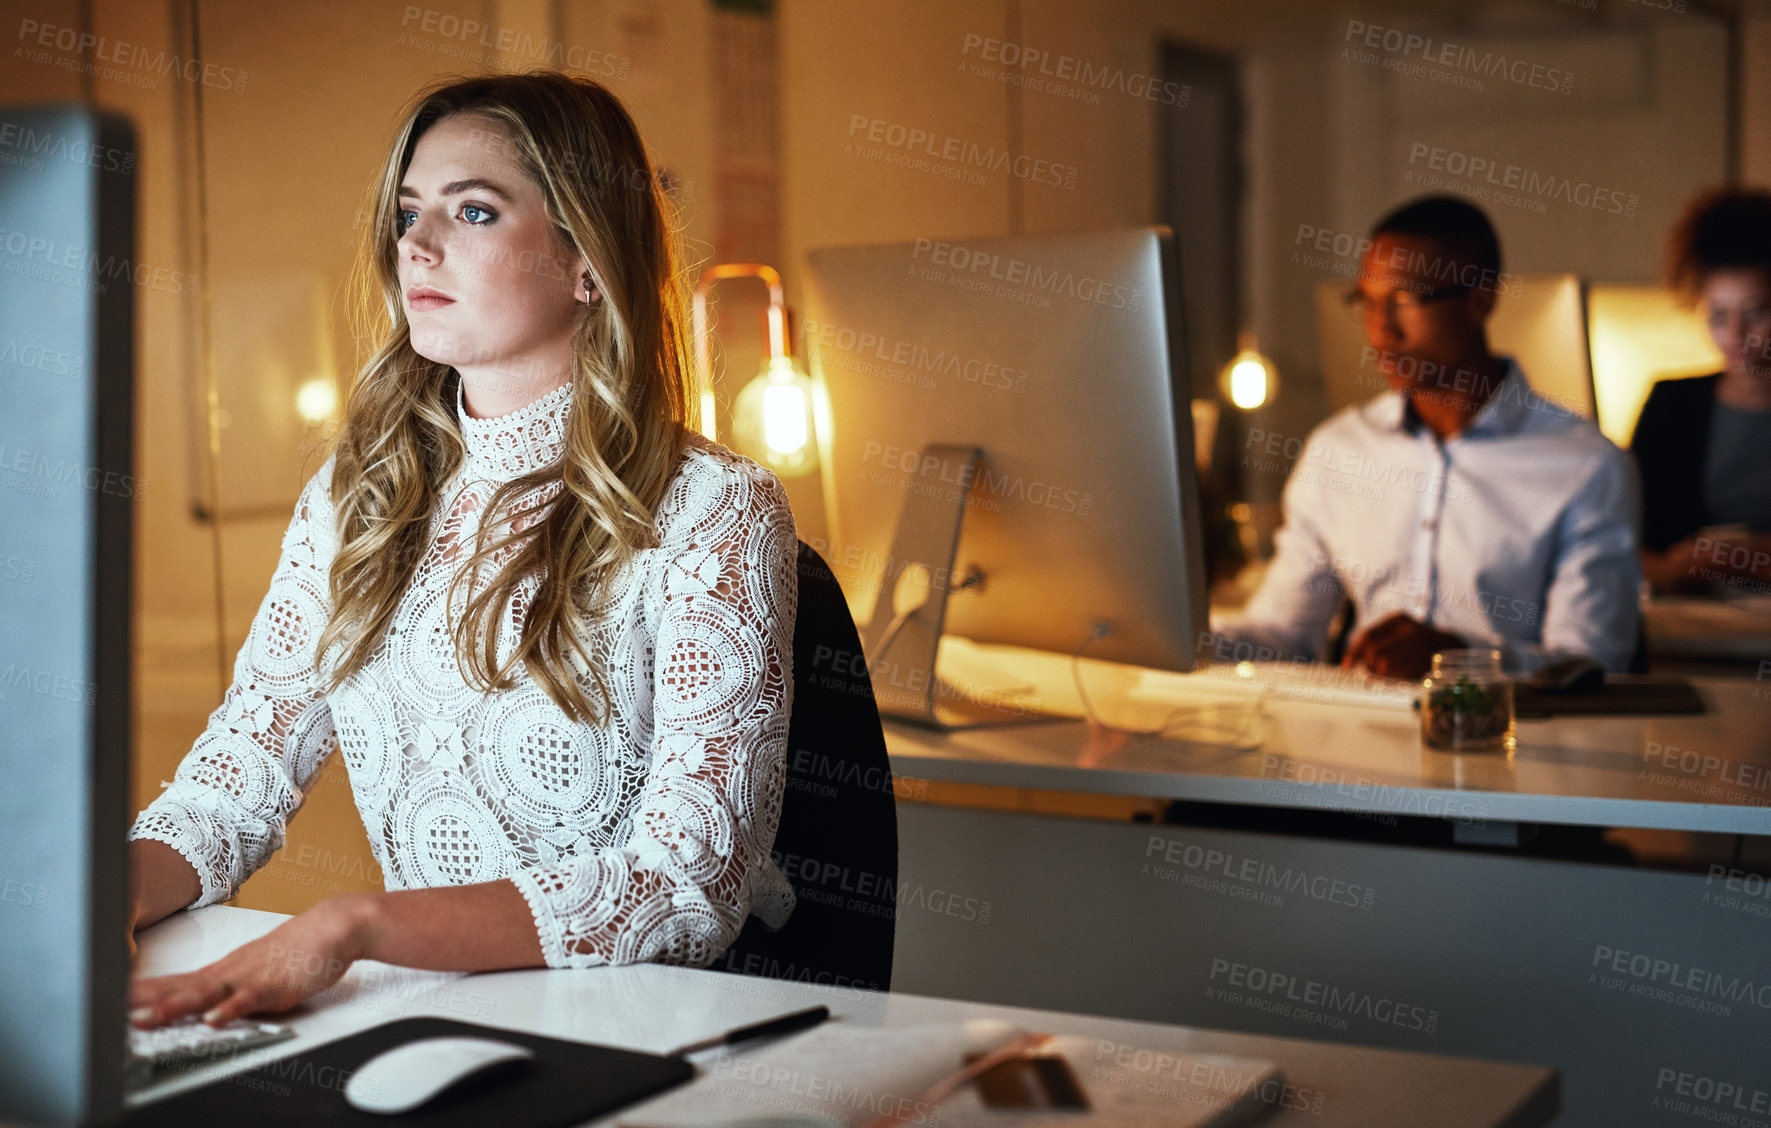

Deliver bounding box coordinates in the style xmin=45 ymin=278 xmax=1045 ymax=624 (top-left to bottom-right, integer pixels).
xmin=129 ymin=894 xmax=376 ymax=1028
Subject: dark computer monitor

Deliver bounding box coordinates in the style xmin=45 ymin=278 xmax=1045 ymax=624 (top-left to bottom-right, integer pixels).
xmin=0 ymin=103 xmax=137 ymax=1126
xmin=801 ymin=227 xmax=1208 ymax=727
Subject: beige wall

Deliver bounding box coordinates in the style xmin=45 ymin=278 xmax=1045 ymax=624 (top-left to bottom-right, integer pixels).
xmin=1 ymin=0 xmax=247 ymax=883
xmin=1 ymin=0 xmax=1748 ymax=915
xmin=1746 ymin=13 xmax=1771 ymax=189
xmin=780 ymin=0 xmax=1732 ymax=503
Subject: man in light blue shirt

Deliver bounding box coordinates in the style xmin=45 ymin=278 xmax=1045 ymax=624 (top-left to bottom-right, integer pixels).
xmin=1213 ymin=197 xmax=1641 ymax=679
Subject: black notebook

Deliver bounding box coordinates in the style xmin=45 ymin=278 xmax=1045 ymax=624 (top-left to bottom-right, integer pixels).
xmin=124 ymin=1017 xmax=695 ymax=1128
xmin=1513 ymin=680 xmax=1706 ymax=717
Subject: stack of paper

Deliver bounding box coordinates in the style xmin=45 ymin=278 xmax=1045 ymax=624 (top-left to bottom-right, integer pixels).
xmin=619 ymin=1020 xmax=1284 ymax=1128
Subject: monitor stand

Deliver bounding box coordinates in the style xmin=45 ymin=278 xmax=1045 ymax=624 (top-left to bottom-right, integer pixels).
xmin=860 ymin=444 xmax=1066 ymax=730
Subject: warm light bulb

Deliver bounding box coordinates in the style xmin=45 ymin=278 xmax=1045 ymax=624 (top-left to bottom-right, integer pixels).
xmin=296 ymin=378 xmax=337 ymax=424
xmin=1219 ymin=336 xmax=1276 ymax=412
xmin=1228 ymin=354 xmax=1270 ymax=410
xmin=732 ymin=356 xmax=820 ymax=477
xmin=762 ymin=380 xmax=809 ymax=454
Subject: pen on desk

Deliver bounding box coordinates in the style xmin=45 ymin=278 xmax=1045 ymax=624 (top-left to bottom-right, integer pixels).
xmin=667 ymin=1004 xmax=831 ymax=1057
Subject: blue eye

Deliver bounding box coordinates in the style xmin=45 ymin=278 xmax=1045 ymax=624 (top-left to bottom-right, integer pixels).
xmin=395 ymin=202 xmax=496 ymax=237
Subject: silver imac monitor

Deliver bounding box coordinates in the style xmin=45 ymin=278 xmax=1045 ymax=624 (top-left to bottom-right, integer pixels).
xmin=802 ymin=226 xmax=1208 ymax=727
xmin=0 ymin=104 xmax=136 ymax=1125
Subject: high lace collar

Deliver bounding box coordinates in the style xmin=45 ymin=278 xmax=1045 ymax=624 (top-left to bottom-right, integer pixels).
xmin=454 ymin=377 xmax=573 ymax=479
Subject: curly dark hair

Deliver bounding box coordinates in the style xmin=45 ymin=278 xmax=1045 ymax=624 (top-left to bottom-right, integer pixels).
xmin=1667 ymin=187 xmax=1771 ymax=295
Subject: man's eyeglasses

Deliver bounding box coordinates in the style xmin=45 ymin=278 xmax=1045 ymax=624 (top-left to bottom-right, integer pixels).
xmin=1343 ymin=284 xmax=1472 ymax=318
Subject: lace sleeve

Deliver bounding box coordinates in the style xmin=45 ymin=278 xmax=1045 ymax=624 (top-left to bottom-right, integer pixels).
xmin=509 ymin=458 xmax=799 ymax=969
xmin=128 ymin=456 xmax=341 ymax=908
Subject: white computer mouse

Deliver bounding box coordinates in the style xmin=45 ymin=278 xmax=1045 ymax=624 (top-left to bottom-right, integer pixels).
xmin=344 ymin=1035 xmax=536 ymax=1115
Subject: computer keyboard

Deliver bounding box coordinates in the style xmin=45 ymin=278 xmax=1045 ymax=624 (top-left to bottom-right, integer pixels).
xmin=1138 ymin=661 xmax=1422 ymax=712
xmin=125 ymin=1016 xmax=296 ymax=1088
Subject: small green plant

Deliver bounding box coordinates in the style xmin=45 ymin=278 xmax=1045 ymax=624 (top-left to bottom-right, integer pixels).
xmin=1422 ymin=675 xmax=1513 ymax=750
xmin=1429 ymin=675 xmax=1490 ymax=715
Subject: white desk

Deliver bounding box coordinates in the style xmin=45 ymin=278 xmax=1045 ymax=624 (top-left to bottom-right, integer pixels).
xmin=1645 ymin=594 xmax=1771 ymax=665
xmin=875 ymin=648 xmax=1771 ymax=1128
xmin=878 ymin=641 xmax=1771 ymax=1126
xmin=889 ymin=646 xmax=1771 ymax=835
xmin=125 ymin=905 xmax=1557 ymax=1127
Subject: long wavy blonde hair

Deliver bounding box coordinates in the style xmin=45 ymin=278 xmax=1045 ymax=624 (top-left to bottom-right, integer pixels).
xmin=313 ymin=71 xmax=697 ymax=724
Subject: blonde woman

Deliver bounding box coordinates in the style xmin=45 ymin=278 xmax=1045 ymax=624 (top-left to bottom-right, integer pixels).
xmin=126 ymin=72 xmax=798 ymax=1028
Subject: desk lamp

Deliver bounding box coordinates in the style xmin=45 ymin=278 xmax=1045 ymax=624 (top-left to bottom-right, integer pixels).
xmin=691 ymin=263 xmax=819 ymax=477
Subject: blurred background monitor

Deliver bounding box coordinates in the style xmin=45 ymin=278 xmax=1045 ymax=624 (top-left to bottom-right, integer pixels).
xmin=1586 ymin=284 xmax=1724 ymax=447
xmin=1315 ymin=273 xmax=1594 ymax=420
xmin=0 ymin=104 xmax=135 ymax=1125
xmin=802 ymin=227 xmax=1208 ymax=726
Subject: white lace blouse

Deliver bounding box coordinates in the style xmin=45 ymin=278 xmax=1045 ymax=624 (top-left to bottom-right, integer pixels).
xmin=130 ymin=378 xmax=799 ymax=969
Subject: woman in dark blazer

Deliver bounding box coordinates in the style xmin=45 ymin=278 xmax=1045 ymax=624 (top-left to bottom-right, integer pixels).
xmin=1631 ymin=189 xmax=1771 ymax=594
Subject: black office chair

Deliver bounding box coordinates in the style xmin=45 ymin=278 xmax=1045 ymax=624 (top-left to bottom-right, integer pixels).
xmin=717 ymin=541 xmax=898 ymax=992
xmin=1326 ymin=597 xmax=1357 ymax=666
xmin=1628 ymin=618 xmax=1650 ymax=675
